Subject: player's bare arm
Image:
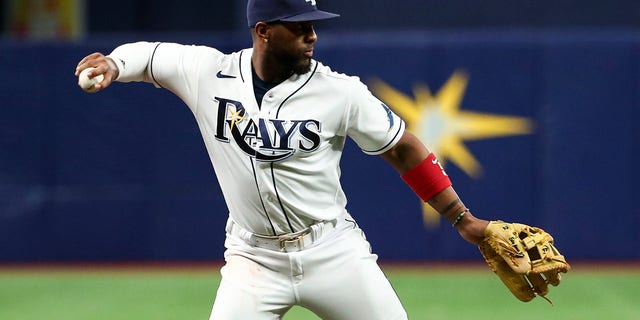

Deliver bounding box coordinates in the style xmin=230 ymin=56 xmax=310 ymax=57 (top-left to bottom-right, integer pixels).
xmin=381 ymin=131 xmax=489 ymax=245
xmin=75 ymin=52 xmax=120 ymax=92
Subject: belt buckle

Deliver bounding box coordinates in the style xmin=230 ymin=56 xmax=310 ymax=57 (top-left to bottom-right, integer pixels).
xmin=278 ymin=232 xmax=308 ymax=252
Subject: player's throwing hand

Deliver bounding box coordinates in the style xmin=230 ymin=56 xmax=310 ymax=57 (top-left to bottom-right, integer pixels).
xmin=75 ymin=52 xmax=119 ymax=93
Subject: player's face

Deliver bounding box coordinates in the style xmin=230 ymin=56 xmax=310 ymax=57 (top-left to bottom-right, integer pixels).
xmin=266 ymin=21 xmax=318 ymax=75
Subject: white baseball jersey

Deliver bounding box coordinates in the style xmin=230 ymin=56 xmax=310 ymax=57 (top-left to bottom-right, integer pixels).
xmin=108 ymin=42 xmax=405 ymax=236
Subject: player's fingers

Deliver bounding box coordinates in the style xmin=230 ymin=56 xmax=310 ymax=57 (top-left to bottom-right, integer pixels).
xmin=86 ymin=64 xmax=108 ymax=78
xmin=76 ymin=52 xmax=103 ymax=67
xmin=94 ymin=78 xmax=111 ymax=91
xmin=76 ymin=63 xmax=109 ymax=84
xmin=84 ymin=71 xmax=110 ymax=92
xmin=75 ymin=61 xmax=100 ymax=76
xmin=75 ymin=52 xmax=105 ymax=75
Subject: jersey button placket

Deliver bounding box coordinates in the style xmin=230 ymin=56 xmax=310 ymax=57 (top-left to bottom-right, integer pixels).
xmin=252 ymin=161 xmax=278 ymax=232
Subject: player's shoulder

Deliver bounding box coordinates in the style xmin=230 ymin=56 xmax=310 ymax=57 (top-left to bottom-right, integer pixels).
xmin=313 ymin=61 xmax=358 ymax=82
xmin=176 ymin=43 xmax=233 ymax=60
xmin=312 ymin=61 xmax=367 ymax=90
xmin=170 ymin=44 xmax=248 ymax=70
xmin=164 ymin=42 xmax=247 ymax=58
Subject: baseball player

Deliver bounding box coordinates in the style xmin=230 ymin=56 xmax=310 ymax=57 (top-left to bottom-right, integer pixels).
xmin=74 ymin=0 xmax=508 ymax=319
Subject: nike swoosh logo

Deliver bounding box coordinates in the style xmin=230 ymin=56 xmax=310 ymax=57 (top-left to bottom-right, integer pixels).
xmin=216 ymin=71 xmax=236 ymax=79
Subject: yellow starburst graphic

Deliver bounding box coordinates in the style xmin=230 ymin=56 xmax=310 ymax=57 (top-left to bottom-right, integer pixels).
xmin=370 ymin=70 xmax=534 ymax=227
xmin=228 ymin=108 xmax=247 ymax=131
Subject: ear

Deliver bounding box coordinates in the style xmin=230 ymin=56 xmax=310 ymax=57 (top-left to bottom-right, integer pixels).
xmin=254 ymin=22 xmax=270 ymax=42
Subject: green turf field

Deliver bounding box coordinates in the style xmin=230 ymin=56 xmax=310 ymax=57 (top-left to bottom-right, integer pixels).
xmin=0 ymin=264 xmax=638 ymax=320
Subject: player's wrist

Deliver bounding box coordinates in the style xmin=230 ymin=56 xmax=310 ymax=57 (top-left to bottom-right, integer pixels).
xmin=105 ymin=56 xmax=121 ymax=81
xmin=455 ymin=213 xmax=489 ymax=245
xmin=451 ymin=208 xmax=469 ymax=227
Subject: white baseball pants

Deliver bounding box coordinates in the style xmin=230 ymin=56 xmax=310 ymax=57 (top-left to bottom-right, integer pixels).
xmin=209 ymin=214 xmax=408 ymax=320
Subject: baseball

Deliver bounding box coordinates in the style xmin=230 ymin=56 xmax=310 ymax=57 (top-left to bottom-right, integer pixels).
xmin=78 ymin=67 xmax=104 ymax=92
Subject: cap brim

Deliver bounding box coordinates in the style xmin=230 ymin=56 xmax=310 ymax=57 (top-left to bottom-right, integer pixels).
xmin=280 ymin=10 xmax=340 ymax=22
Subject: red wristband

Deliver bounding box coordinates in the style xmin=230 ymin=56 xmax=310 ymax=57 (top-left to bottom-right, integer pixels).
xmin=401 ymin=153 xmax=452 ymax=202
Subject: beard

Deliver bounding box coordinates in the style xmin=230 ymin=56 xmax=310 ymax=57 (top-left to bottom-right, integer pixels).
xmin=269 ymin=46 xmax=312 ymax=76
xmin=291 ymin=58 xmax=312 ymax=75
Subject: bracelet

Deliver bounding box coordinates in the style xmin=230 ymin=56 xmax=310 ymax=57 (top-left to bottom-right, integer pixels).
xmin=452 ymin=209 xmax=469 ymax=227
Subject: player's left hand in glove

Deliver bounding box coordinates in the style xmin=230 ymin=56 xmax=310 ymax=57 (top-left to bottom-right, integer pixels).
xmin=478 ymin=220 xmax=570 ymax=304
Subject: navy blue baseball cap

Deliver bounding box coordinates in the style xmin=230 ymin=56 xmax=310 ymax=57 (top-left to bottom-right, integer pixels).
xmin=247 ymin=0 xmax=339 ymax=27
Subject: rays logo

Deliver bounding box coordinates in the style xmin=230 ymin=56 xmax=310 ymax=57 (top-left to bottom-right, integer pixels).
xmin=306 ymin=0 xmax=317 ymax=6
xmin=213 ymin=97 xmax=321 ymax=162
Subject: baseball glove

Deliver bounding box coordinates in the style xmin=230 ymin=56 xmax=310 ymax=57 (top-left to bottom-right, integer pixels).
xmin=478 ymin=220 xmax=570 ymax=304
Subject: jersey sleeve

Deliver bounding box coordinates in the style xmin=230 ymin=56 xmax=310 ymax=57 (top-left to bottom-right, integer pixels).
xmin=108 ymin=42 xmax=223 ymax=111
xmin=345 ymin=81 xmax=405 ymax=155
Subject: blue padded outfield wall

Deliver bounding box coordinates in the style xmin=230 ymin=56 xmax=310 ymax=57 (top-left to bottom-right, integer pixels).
xmin=1 ymin=30 xmax=639 ymax=262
